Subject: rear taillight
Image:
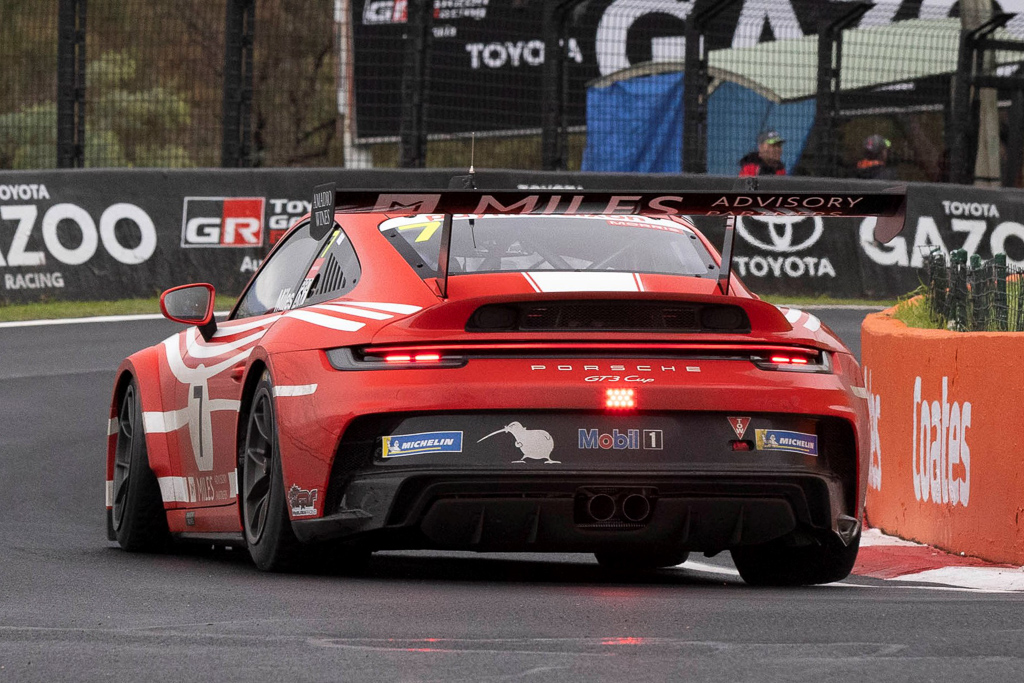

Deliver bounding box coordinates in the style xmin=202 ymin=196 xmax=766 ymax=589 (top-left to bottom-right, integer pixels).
xmin=752 ymin=351 xmax=830 ymax=373
xmin=326 ymin=347 xmax=467 ymax=370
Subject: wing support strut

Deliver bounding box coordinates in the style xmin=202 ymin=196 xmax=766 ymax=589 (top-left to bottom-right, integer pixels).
xmin=717 ymin=215 xmax=736 ymax=295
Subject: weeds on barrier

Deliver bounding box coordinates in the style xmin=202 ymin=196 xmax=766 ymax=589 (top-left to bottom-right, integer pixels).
xmin=921 ymin=249 xmax=1024 ymax=331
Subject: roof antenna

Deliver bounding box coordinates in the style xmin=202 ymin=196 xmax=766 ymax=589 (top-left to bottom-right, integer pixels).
xmin=447 ymin=133 xmax=477 ymax=190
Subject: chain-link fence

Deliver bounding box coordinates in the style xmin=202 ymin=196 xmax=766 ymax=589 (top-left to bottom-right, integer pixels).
xmin=3 ymin=0 xmax=1024 ymax=181
xmin=922 ymin=248 xmax=1024 ymax=331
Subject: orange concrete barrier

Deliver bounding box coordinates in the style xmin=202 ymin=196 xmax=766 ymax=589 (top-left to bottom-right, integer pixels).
xmin=862 ymin=304 xmax=1024 ymax=565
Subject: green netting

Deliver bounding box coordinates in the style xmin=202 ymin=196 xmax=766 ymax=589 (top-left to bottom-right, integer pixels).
xmin=922 ymin=249 xmax=1024 ymax=332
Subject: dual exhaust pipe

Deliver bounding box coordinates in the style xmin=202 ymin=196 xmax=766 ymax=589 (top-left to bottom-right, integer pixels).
xmin=581 ymin=490 xmax=653 ymax=524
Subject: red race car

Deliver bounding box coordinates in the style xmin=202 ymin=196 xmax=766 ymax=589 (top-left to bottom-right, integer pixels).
xmin=106 ymin=184 xmax=905 ymax=585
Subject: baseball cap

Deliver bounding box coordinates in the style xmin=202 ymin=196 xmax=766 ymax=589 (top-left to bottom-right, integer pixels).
xmin=864 ymin=134 xmax=891 ymax=154
xmin=758 ymin=130 xmax=785 ymax=146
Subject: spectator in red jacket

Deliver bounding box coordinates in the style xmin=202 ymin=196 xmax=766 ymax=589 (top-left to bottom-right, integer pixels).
xmin=739 ymin=130 xmax=786 ymax=176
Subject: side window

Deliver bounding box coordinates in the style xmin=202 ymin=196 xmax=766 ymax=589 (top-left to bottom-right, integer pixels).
xmin=233 ymin=222 xmax=322 ymax=319
xmin=295 ymin=226 xmax=361 ymax=308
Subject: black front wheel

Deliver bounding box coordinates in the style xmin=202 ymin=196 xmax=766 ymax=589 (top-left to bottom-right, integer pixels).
xmin=111 ymin=379 xmax=170 ymax=552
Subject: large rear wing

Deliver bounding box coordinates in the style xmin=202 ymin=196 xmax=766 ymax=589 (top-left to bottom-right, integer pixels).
xmin=313 ymin=183 xmax=907 ymax=296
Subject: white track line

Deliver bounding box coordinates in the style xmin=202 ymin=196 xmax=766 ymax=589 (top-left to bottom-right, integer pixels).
xmin=0 ymin=311 xmax=231 ymax=329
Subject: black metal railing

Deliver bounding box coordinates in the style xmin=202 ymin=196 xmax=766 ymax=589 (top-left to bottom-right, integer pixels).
xmin=3 ymin=0 xmax=1024 ymax=181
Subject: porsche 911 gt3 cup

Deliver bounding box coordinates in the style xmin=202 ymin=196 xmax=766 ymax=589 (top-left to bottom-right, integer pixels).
xmin=106 ymin=182 xmax=905 ymax=585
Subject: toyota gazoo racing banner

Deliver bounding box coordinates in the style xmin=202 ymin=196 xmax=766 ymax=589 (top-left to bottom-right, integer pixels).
xmin=0 ymin=170 xmax=326 ymax=304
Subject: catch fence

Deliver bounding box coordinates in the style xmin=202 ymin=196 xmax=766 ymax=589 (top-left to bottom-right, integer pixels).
xmin=922 ymin=248 xmax=1024 ymax=331
xmin=3 ymin=0 xmax=1024 ymax=184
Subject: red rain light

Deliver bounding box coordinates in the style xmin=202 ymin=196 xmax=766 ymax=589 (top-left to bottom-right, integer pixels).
xmin=384 ymin=354 xmax=412 ymax=363
xmin=605 ymin=388 xmax=636 ymax=410
xmin=413 ymin=353 xmax=441 ymax=362
xmin=770 ymin=355 xmax=810 ymax=365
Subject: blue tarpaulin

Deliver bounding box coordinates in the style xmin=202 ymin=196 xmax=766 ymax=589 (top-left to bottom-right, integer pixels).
xmin=582 ymin=71 xmax=816 ymax=175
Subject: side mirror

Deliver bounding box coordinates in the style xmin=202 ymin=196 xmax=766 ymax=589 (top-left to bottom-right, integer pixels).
xmin=160 ymin=283 xmax=217 ymax=340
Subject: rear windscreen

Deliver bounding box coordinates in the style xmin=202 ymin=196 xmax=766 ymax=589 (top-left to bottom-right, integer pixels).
xmin=379 ymin=215 xmax=718 ymax=279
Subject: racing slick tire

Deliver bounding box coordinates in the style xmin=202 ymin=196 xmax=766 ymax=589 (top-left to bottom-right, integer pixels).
xmin=239 ymin=372 xmax=371 ymax=574
xmin=240 ymin=372 xmax=307 ymax=572
xmin=594 ymin=549 xmax=690 ymax=571
xmin=111 ymin=379 xmax=171 ymax=552
xmin=730 ymin=533 xmax=861 ymax=586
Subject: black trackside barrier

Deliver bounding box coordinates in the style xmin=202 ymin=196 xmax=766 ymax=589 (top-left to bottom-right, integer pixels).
xmin=0 ymin=168 xmax=1021 ymax=305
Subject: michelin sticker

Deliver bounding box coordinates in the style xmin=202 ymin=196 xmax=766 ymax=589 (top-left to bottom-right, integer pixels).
xmin=382 ymin=431 xmax=464 ymax=458
xmin=754 ymin=429 xmax=818 ymax=456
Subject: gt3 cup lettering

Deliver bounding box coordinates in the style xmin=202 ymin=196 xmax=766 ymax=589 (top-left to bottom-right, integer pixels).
xmin=585 ymin=375 xmax=655 ymax=383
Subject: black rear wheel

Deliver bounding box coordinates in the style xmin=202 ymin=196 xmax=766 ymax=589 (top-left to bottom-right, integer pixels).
xmin=111 ymin=380 xmax=170 ymax=552
xmin=731 ymin=533 xmax=860 ymax=586
xmin=241 ymin=373 xmax=304 ymax=572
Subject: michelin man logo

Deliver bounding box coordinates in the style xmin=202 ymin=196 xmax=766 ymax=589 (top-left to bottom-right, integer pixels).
xmin=478 ymin=421 xmax=560 ymax=464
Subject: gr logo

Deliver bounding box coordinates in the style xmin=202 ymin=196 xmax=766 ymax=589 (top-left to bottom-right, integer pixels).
xmin=181 ymin=197 xmax=265 ymax=248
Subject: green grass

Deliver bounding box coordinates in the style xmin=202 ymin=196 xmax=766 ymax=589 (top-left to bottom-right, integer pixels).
xmin=0 ymin=292 xmax=896 ymax=323
xmin=891 ymin=295 xmax=943 ymax=329
xmin=759 ymin=294 xmax=896 ymax=308
xmin=0 ymin=295 xmax=236 ymax=323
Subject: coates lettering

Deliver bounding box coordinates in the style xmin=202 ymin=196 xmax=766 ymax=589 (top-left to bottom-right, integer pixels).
xmin=0 ymin=184 xmax=50 ymax=201
xmin=912 ymin=376 xmax=970 ymax=507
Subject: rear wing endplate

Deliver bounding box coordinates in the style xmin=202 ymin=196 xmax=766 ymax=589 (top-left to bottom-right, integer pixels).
xmin=319 ymin=187 xmax=907 ymax=296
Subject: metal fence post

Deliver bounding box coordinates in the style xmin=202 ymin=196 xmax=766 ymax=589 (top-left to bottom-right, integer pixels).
xmin=57 ymin=0 xmax=86 ymax=168
xmin=682 ymin=0 xmax=738 ymax=174
xmin=399 ymin=0 xmax=430 ymax=168
xmin=814 ymin=3 xmax=870 ymax=177
xmin=222 ymin=0 xmax=255 ymax=168
xmin=542 ymin=1 xmax=584 ymax=171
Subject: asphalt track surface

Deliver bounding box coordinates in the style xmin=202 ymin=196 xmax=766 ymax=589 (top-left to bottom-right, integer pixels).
xmin=3 ymin=307 xmax=1024 ymax=682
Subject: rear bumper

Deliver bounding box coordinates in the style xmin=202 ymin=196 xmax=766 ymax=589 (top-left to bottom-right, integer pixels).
xmin=291 ymin=469 xmax=852 ymax=552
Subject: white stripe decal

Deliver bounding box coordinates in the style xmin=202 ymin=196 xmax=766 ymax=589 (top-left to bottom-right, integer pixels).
xmin=342 ymin=301 xmax=422 ymax=315
xmin=312 ymin=304 xmax=393 ymax=320
xmin=525 ymin=271 xmax=641 ymax=293
xmin=157 ymin=476 xmax=191 ymax=503
xmin=804 ymin=314 xmax=822 ymax=332
xmin=105 ymin=480 xmax=114 ymax=507
xmin=107 ymin=417 xmax=118 ymax=436
xmin=522 ymin=273 xmax=541 ymax=293
xmin=212 ymin=316 xmax=277 ymax=337
xmin=285 ymin=310 xmax=365 ymax=332
xmin=186 ymin=327 xmax=267 ymax=358
xmin=228 ymin=469 xmax=238 ymax=498
xmin=633 ymin=273 xmax=646 ymax=292
xmin=207 ymin=399 xmax=241 ymax=412
xmin=143 ymin=409 xmax=189 ymax=433
xmin=273 ymin=384 xmax=318 ymax=397
xmin=783 ymin=308 xmax=803 ymax=324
